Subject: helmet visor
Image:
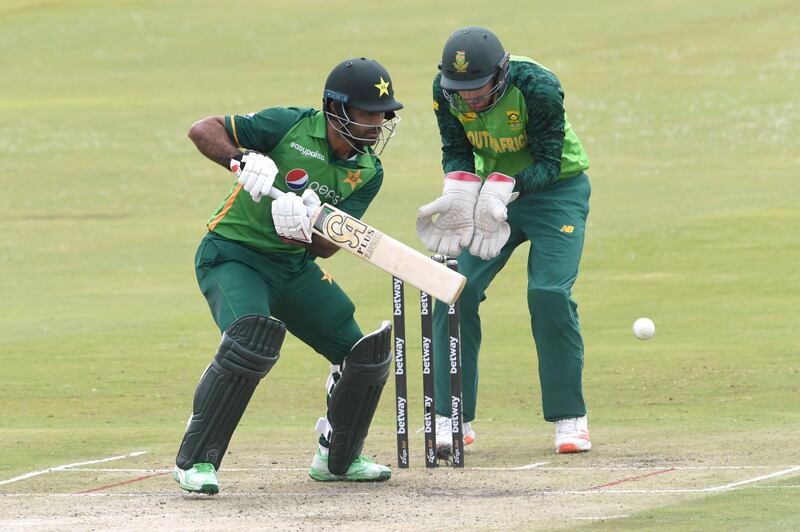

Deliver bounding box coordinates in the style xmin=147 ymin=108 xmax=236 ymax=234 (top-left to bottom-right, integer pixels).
xmin=440 ymin=71 xmax=494 ymax=91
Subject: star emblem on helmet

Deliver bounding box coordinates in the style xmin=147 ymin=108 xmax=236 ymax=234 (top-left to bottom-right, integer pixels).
xmin=374 ymin=76 xmax=390 ymax=97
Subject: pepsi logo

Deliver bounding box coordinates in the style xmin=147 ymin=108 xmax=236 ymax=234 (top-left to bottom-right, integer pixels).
xmin=285 ymin=168 xmax=309 ymax=191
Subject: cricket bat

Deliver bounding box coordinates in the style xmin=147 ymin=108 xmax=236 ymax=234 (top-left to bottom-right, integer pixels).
xmin=267 ymin=187 xmax=466 ymax=305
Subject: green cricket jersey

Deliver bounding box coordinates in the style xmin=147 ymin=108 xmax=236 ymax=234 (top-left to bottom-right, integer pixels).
xmin=433 ymin=55 xmax=589 ymax=193
xmin=206 ymin=107 xmax=383 ymax=254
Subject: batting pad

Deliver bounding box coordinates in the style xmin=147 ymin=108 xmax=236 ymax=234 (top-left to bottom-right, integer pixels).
xmin=326 ymin=320 xmax=392 ymax=475
xmin=176 ymin=315 xmax=285 ymax=470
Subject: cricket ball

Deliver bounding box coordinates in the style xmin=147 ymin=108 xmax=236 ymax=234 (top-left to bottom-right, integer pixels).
xmin=632 ymin=317 xmax=656 ymax=340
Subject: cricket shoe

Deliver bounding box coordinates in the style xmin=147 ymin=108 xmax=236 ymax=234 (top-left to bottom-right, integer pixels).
xmin=555 ymin=415 xmax=592 ymax=454
xmin=173 ymin=462 xmax=219 ymax=495
xmin=435 ymin=414 xmax=476 ymax=452
xmin=309 ymin=448 xmax=391 ymax=482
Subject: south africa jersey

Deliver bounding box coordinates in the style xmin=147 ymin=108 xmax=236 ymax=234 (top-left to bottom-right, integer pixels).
xmin=433 ymin=55 xmax=589 ymax=193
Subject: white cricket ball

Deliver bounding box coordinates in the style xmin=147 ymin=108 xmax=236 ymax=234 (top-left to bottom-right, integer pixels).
xmin=632 ymin=317 xmax=656 ymax=340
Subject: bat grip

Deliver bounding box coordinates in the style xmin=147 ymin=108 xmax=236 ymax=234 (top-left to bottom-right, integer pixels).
xmin=231 ymin=156 xmax=315 ymax=217
xmin=267 ymin=187 xmax=284 ymax=200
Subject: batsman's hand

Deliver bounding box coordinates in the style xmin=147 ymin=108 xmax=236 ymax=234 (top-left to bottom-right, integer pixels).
xmin=469 ymin=173 xmax=516 ymax=260
xmin=416 ymin=171 xmax=482 ymax=256
xmin=230 ymin=151 xmax=279 ymax=202
xmin=271 ymin=189 xmax=320 ymax=243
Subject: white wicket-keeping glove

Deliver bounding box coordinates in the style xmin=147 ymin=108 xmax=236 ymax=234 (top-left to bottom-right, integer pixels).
xmin=271 ymin=189 xmax=321 ymax=243
xmin=231 ymin=151 xmax=279 ymax=202
xmin=469 ymin=172 xmax=516 ymax=260
xmin=416 ymin=171 xmax=482 ymax=256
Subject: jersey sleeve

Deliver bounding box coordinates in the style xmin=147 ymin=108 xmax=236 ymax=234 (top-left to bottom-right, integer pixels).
xmin=432 ymin=74 xmax=476 ymax=174
xmin=225 ymin=107 xmax=310 ymax=154
xmin=335 ymin=162 xmax=383 ymax=219
xmin=514 ymin=66 xmax=566 ymax=193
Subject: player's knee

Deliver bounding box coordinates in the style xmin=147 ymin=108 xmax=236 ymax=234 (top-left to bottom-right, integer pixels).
xmin=458 ymin=277 xmax=483 ymax=307
xmin=528 ymin=286 xmax=573 ymax=326
xmin=216 ymin=314 xmax=286 ymax=377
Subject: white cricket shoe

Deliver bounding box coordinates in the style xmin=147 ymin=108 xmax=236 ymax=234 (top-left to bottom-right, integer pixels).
xmin=173 ymin=463 xmax=219 ymax=494
xmin=435 ymin=415 xmax=476 ymax=451
xmin=555 ymin=415 xmax=592 ymax=454
xmin=309 ymin=447 xmax=391 ymax=482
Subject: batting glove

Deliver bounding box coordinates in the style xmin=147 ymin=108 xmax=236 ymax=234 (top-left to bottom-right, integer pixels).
xmin=271 ymin=189 xmax=320 ymax=243
xmin=416 ymin=171 xmax=482 ymax=256
xmin=231 ymin=151 xmax=279 ymax=203
xmin=469 ymin=173 xmax=516 ymax=260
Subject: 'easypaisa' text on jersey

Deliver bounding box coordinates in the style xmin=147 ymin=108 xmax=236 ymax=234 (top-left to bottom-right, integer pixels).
xmin=206 ymin=108 xmax=382 ymax=254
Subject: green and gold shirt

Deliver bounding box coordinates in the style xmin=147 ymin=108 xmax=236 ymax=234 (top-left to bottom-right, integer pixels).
xmin=207 ymin=108 xmax=382 ymax=254
xmin=433 ymin=55 xmax=589 ymax=194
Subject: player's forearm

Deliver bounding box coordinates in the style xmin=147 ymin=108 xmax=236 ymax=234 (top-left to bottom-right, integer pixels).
xmin=188 ymin=116 xmax=241 ymax=168
xmin=308 ymin=235 xmax=339 ymax=259
xmin=439 ymin=125 xmax=475 ymax=173
xmin=435 ymin=98 xmax=475 ymax=173
xmin=441 ymin=144 xmax=475 ymax=174
xmin=515 ymin=157 xmax=562 ymax=193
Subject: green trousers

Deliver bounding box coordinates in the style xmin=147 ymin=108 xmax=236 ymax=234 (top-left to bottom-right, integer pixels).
xmin=434 ymin=173 xmax=591 ymax=422
xmin=195 ymin=232 xmax=362 ymax=364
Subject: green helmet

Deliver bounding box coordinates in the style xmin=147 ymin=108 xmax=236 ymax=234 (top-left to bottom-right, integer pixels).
xmin=323 ymin=58 xmax=403 ymax=116
xmin=439 ymin=26 xmax=509 ymax=91
xmin=323 ymin=58 xmax=402 ymax=156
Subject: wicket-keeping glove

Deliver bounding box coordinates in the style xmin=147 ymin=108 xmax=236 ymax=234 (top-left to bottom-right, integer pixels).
xmin=232 ymin=151 xmax=279 ymax=203
xmin=469 ymin=172 xmax=516 ymax=260
xmin=271 ymin=189 xmax=321 ymax=243
xmin=416 ymin=171 xmax=482 ymax=257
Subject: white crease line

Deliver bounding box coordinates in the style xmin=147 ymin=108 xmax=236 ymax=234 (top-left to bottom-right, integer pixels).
xmin=58 ymin=469 xmax=172 ymax=473
xmin=4 ymin=476 xmax=800 ymax=498
xmin=62 ymin=467 xmax=307 ymax=473
xmin=536 ymin=465 xmax=794 ymax=470
xmin=472 ymin=462 xmax=549 ymax=471
xmin=0 ymin=492 xmax=373 ymax=498
xmin=60 ymin=463 xmax=791 ymax=473
xmin=545 ymin=465 xmax=800 ymax=495
xmin=0 ymin=452 xmax=147 ymax=486
xmin=710 ymin=465 xmax=800 ymax=491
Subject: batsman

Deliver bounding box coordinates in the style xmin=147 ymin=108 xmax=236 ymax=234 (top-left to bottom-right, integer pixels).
xmin=174 ymin=57 xmax=403 ymax=494
xmin=417 ymin=27 xmax=593 ymax=454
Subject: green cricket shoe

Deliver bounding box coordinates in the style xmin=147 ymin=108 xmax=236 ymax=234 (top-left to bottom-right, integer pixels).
xmin=173 ymin=463 xmax=219 ymax=495
xmin=309 ymin=449 xmax=391 ymax=482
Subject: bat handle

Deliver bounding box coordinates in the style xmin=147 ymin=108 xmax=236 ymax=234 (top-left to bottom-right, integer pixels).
xmin=267 ymin=185 xmax=320 ymax=224
xmin=267 ymin=187 xmax=284 ymax=200
xmin=231 ymin=155 xmax=286 ymax=200
xmin=231 ymin=156 xmax=314 ymax=217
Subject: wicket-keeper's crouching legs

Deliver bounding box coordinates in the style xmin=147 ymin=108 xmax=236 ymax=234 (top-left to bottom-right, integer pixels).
xmin=525 ymin=173 xmax=592 ymax=453
xmin=528 ymin=286 xmax=586 ymax=421
xmin=432 ymin=233 xmax=523 ymax=450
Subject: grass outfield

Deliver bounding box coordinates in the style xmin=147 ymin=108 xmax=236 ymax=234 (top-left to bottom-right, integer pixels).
xmin=1 ymin=0 xmax=798 ymax=529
